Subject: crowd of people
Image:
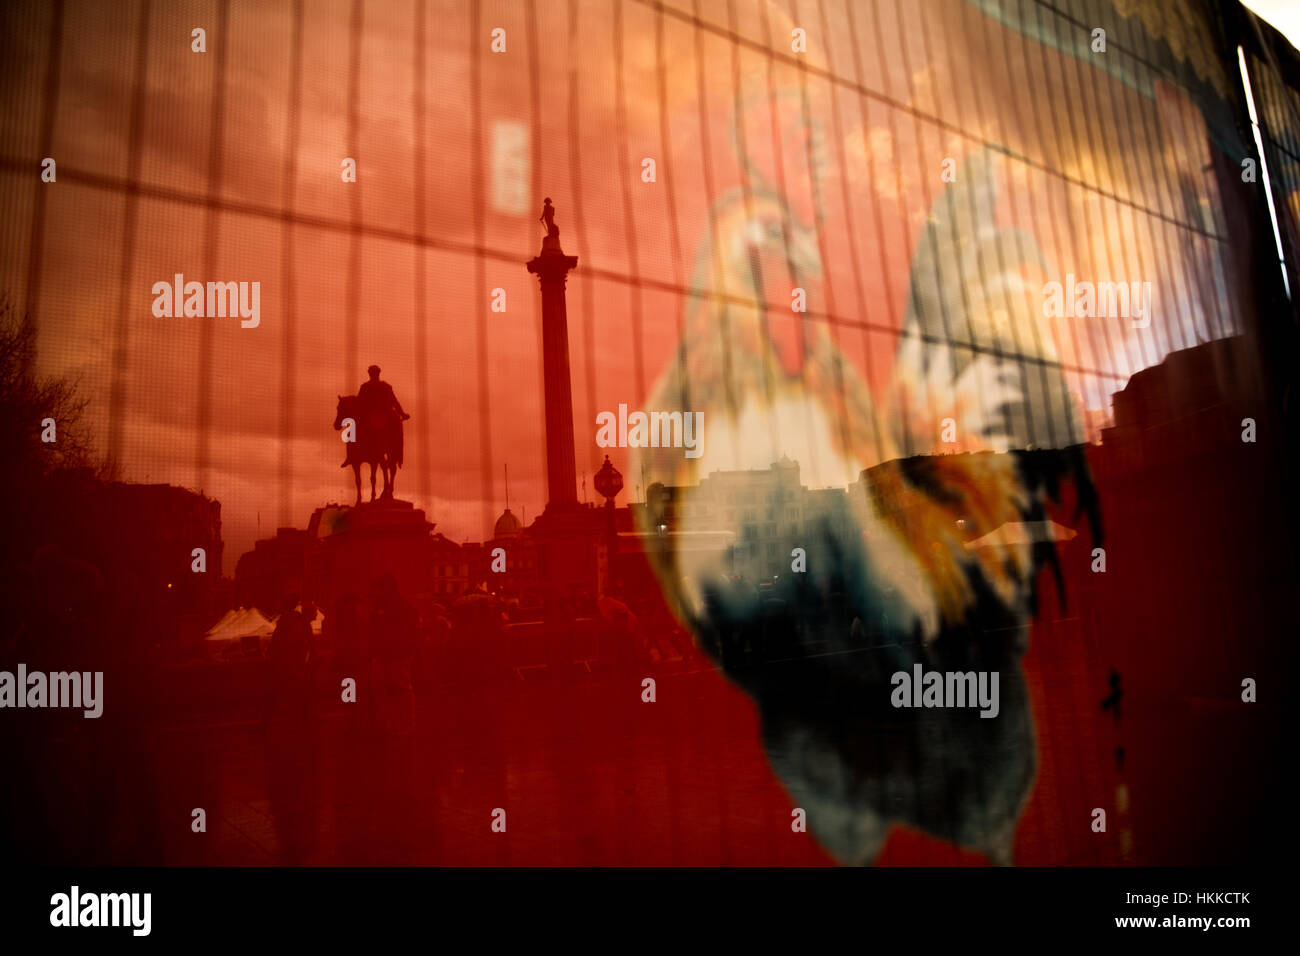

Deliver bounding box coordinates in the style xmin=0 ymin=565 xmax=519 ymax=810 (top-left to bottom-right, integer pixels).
xmin=263 ymin=573 xmax=420 ymax=736
xmin=260 ymin=575 xmax=687 ymax=739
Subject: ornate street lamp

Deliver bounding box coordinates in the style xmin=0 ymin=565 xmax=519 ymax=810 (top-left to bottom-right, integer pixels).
xmin=593 ymin=455 xmax=623 ymax=507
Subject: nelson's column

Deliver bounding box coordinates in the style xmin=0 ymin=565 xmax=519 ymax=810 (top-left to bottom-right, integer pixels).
xmin=526 ymin=198 xmax=608 ymax=600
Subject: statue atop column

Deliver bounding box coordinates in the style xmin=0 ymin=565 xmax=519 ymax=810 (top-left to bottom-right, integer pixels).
xmin=540 ymin=197 xmax=561 ymax=252
xmin=526 ymin=195 xmax=579 ymax=512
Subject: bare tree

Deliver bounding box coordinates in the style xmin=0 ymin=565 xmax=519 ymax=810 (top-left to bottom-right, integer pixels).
xmin=0 ymin=294 xmax=107 ymax=481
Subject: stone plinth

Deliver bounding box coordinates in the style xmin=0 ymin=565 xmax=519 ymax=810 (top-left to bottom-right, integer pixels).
xmin=529 ymin=503 xmax=607 ymax=601
xmin=317 ymin=498 xmax=437 ymax=610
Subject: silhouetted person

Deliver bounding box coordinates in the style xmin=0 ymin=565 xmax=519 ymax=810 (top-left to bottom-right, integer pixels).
xmin=1101 ymin=669 xmax=1123 ymax=722
xmin=266 ymin=594 xmax=312 ymax=730
xmin=264 ymin=601 xmax=318 ymax=864
xmin=300 ymin=601 xmax=319 ymax=719
xmin=369 ymin=575 xmax=416 ymax=736
xmin=330 ymin=592 xmax=369 ymax=731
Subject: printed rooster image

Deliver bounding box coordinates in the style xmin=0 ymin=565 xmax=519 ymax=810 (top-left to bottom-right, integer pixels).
xmin=631 ymin=146 xmax=1102 ymax=865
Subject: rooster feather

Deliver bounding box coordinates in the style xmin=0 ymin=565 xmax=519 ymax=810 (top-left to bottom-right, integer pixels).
xmin=631 ymin=147 xmax=1101 ymax=864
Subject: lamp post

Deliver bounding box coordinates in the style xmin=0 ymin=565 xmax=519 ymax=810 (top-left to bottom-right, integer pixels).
xmin=593 ymin=455 xmax=623 ymax=597
xmin=594 ymin=454 xmax=623 ymax=510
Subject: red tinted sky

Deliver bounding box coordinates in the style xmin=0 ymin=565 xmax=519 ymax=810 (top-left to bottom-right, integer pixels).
xmin=0 ymin=0 xmax=1246 ymax=571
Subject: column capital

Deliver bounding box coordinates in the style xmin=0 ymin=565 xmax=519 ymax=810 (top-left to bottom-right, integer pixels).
xmin=527 ymin=248 xmax=579 ymax=278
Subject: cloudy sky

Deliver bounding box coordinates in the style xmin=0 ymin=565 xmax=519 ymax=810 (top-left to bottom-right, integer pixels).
xmin=0 ymin=0 xmax=1265 ymax=572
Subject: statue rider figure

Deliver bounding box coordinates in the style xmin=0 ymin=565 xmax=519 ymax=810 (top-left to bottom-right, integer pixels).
xmin=358 ymin=364 xmax=409 ymax=469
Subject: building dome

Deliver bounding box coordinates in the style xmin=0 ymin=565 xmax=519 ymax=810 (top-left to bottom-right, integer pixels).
xmin=493 ymin=507 xmax=522 ymax=538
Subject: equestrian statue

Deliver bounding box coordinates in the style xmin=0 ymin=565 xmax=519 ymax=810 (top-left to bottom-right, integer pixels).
xmin=333 ymin=364 xmax=410 ymax=505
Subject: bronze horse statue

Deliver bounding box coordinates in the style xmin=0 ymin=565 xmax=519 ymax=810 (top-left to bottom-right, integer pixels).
xmin=333 ymin=395 xmax=403 ymax=505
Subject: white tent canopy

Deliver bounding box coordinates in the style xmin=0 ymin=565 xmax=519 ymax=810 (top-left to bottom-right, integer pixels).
xmin=200 ymin=605 xmax=323 ymax=661
xmin=205 ymin=607 xmax=275 ymax=641
xmin=202 ymin=607 xmax=276 ymax=660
